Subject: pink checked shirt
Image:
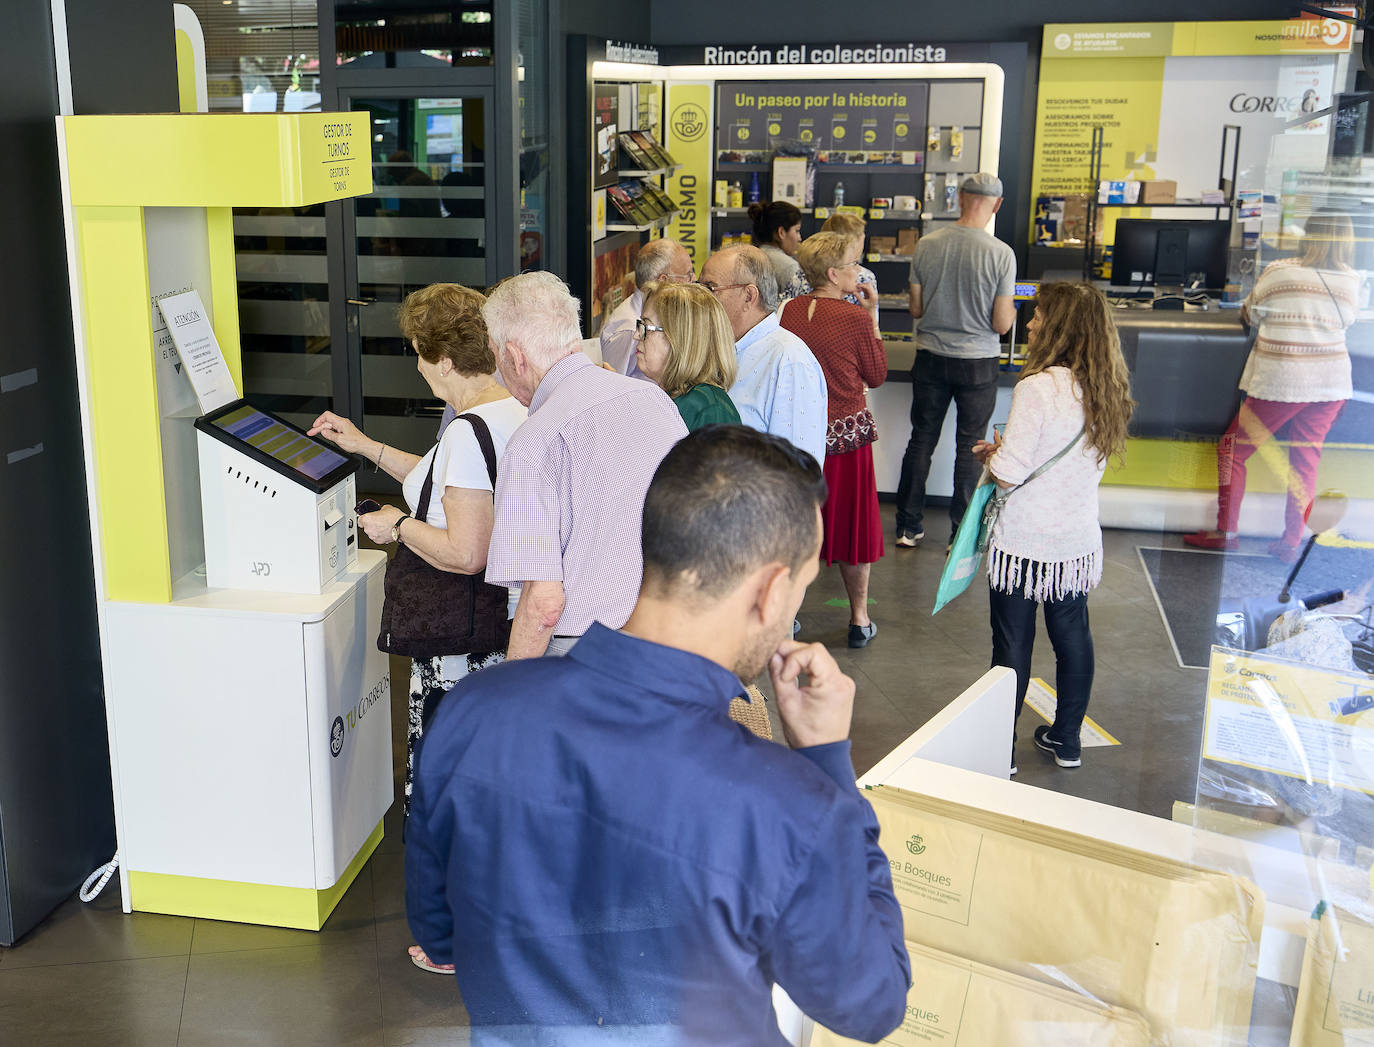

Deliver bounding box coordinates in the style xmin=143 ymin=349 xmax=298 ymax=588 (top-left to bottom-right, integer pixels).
xmin=486 ymin=353 xmax=687 ymax=636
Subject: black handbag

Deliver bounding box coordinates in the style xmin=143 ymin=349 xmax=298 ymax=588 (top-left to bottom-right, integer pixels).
xmin=377 ymin=412 xmax=512 ymax=659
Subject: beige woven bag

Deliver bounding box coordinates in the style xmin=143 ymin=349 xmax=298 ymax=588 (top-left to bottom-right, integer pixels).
xmin=728 ymin=684 xmax=773 ymax=740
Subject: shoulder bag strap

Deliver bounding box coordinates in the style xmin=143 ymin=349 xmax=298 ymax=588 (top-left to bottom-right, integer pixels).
xmin=455 ymin=412 xmax=498 ymax=488
xmin=416 ymin=411 xmax=499 ymax=523
xmin=1014 ymin=425 xmax=1086 ymax=492
xmin=1313 ymin=269 xmax=1348 ymax=329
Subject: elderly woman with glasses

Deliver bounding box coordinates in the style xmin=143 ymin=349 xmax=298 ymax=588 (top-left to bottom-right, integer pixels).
xmin=634 ymin=281 xmax=741 ymax=431
xmin=780 ymin=231 xmax=887 ymax=647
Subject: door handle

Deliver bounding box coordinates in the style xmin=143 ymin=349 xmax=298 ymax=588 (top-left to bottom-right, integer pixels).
xmin=346 ymin=298 xmax=374 ymax=307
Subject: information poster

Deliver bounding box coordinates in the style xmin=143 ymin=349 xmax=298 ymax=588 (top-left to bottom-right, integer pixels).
xmin=664 ymin=82 xmax=714 ymax=269
xmin=1203 ymin=646 xmax=1374 ymax=795
xmin=1030 ymin=18 xmax=1351 ymax=240
xmin=714 ymin=80 xmax=928 ymax=166
xmin=592 ymin=84 xmax=619 ymax=190
xmin=156 ymin=289 xmax=238 ymax=413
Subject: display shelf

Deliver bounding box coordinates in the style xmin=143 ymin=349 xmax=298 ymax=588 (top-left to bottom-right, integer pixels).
xmin=605 ymin=213 xmax=676 ymax=233
xmin=877 ymin=294 xmax=910 ymax=309
xmin=1098 ymin=199 xmax=1234 ymax=209
xmin=711 ymin=206 xmax=813 ymax=217
xmin=619 ymin=164 xmax=682 ymax=178
xmin=868 ymin=208 xmax=922 ymax=220
xmin=715 ymin=162 xmax=771 ymax=171
xmin=866 ymin=252 xmax=915 ymax=263
xmin=815 ymin=163 xmax=924 ymax=173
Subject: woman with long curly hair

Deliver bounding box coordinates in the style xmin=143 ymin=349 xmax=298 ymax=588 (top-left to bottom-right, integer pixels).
xmin=973 ymin=282 xmax=1135 ymax=771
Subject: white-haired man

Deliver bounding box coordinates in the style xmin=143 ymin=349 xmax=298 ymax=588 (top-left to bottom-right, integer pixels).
xmin=599 ymin=238 xmax=695 ymax=378
xmin=484 ymin=271 xmax=688 ymax=659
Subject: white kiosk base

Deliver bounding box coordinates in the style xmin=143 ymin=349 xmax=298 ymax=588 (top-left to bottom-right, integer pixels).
xmin=100 ymin=550 xmax=391 ymax=929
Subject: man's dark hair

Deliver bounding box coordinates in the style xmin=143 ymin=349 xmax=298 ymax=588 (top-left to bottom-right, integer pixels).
xmin=641 ymin=426 xmax=827 ymax=600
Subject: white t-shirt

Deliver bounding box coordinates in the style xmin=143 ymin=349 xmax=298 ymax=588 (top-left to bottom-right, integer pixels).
xmin=402 ymin=395 xmax=529 ymax=617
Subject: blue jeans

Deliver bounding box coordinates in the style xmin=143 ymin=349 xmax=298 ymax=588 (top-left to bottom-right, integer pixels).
xmin=895 ymin=352 xmax=1000 ymax=540
xmin=989 ymin=582 xmax=1094 ymax=759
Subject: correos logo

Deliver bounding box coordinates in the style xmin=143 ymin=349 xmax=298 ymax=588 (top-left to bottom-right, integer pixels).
xmin=1054 ymin=33 xmax=1072 ymax=51
xmin=906 ymin=834 xmax=927 ymax=855
xmin=330 ymin=716 xmax=345 ymax=757
xmin=672 ymin=103 xmax=707 ymax=143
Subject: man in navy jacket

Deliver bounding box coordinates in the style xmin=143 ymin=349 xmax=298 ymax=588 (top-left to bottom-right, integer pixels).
xmin=406 ymin=425 xmax=910 ymax=1045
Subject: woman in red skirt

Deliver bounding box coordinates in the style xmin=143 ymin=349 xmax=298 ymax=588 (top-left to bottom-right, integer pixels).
xmin=781 ymin=231 xmax=888 ymax=647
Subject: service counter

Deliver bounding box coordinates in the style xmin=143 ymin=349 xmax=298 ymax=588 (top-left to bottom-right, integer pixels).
xmin=868 ymin=307 xmax=1371 ymax=537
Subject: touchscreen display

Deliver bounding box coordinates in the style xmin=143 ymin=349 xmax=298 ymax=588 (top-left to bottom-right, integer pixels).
xmin=211 ymin=404 xmax=348 ymax=482
xmin=1014 ymin=281 xmax=1039 ymax=300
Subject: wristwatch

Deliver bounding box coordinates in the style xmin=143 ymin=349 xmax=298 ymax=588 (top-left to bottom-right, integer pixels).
xmin=391 ymin=514 xmax=410 ymax=544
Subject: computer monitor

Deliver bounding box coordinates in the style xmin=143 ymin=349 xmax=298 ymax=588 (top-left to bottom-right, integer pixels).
xmin=1110 ymin=219 xmax=1231 ymax=290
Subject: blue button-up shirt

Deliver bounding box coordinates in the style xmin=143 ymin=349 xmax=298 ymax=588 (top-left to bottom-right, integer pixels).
xmin=406 ymin=624 xmax=909 ymax=1046
xmin=729 ymin=312 xmax=828 ymax=465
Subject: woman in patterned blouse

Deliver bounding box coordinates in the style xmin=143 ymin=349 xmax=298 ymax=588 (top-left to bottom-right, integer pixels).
xmin=1186 ymin=212 xmax=1359 ymax=562
xmin=781 ymin=232 xmax=888 ymax=647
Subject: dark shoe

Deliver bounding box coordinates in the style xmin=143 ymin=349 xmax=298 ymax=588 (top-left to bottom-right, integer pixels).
xmin=896 ymin=529 xmax=924 ymax=548
xmin=848 ymin=622 xmax=878 ymax=648
xmin=1033 ymin=725 xmax=1081 ymax=768
xmin=1184 ymin=530 xmax=1239 ymax=552
xmin=1268 ymin=539 xmax=1300 ymax=564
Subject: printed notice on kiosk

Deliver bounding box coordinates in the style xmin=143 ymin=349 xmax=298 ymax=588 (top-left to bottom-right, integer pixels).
xmin=156 ymin=289 xmax=237 ymax=413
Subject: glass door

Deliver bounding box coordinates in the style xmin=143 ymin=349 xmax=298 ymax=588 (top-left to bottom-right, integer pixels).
xmin=340 ymin=88 xmax=494 ymax=487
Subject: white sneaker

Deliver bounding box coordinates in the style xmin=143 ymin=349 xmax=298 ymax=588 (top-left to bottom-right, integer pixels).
xmin=896 ymin=530 xmax=924 ymax=548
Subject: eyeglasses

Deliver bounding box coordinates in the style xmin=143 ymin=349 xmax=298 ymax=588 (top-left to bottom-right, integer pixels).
xmin=837 ymin=260 xmax=862 ymax=270
xmin=662 ymin=271 xmax=695 ymax=283
xmin=634 ymin=317 xmax=666 ymax=341
xmin=698 ymin=280 xmax=751 ymax=295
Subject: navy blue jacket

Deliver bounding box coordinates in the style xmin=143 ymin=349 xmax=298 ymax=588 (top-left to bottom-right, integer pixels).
xmin=406 ymin=623 xmax=909 ymax=1045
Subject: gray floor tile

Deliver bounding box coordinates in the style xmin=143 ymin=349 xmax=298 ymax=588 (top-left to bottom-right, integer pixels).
xmin=189 ymin=864 xmax=377 ymax=955
xmin=384 ymin=1028 xmax=471 ymax=1047
xmin=2 ymin=891 xmax=192 ymax=969
xmin=0 ymin=953 xmax=188 ymax=1046
xmin=179 ymin=943 xmax=383 ymax=1047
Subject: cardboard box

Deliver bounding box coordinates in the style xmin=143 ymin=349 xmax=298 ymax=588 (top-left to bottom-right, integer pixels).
xmin=896 ymin=227 xmax=920 ymax=254
xmin=1140 ymin=179 xmax=1177 ymax=205
xmin=869 ymin=235 xmax=896 ymax=255
xmin=1061 ymin=192 xmax=1089 ymax=242
xmin=771 ymin=157 xmax=808 ymax=207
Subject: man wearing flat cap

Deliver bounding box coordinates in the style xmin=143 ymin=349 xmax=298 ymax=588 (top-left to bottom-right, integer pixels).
xmin=896 ymin=172 xmax=1016 ymax=549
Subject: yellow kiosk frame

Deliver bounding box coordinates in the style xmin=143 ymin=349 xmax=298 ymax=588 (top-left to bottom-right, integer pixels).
xmin=57 ymin=113 xmax=392 ymax=929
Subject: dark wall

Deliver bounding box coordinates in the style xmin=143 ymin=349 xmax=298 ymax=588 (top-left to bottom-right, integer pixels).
xmin=648 ymin=1 xmax=1299 ymax=45
xmin=563 ymin=0 xmax=650 ymax=41
xmin=0 ymin=0 xmax=177 ymax=944
xmin=64 ymin=0 xmax=177 ymax=113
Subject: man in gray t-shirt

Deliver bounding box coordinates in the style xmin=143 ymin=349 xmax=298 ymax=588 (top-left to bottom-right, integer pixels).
xmin=895 ymin=173 xmax=1016 ymax=547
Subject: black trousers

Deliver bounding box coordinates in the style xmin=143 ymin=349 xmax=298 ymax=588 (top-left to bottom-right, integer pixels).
xmin=895 ymin=352 xmax=1000 ymax=540
xmin=989 ymin=582 xmax=1094 ymax=758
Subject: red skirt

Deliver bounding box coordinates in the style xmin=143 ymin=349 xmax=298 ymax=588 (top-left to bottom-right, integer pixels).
xmin=820 ymin=442 xmax=884 ymax=566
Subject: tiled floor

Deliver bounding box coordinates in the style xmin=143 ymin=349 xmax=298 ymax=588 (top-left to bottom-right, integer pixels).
xmin=0 ymin=508 xmax=1276 ymax=1043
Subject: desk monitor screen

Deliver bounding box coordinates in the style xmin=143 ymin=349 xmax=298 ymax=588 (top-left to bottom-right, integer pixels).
xmin=1014 ymin=281 xmax=1039 ymax=300
xmin=1111 ymin=218 xmax=1230 ymax=290
xmin=196 ymin=401 xmax=357 ymax=492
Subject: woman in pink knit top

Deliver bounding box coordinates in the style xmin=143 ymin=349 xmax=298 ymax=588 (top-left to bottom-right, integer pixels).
xmin=1185 ymin=212 xmax=1359 ymax=562
xmin=973 ymin=283 xmax=1134 ymax=770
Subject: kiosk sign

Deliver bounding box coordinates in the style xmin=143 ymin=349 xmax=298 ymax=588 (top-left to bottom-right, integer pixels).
xmin=300 ymin=113 xmax=370 ymax=200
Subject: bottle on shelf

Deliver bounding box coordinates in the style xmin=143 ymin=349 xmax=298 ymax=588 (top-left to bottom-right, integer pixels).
xmin=728 ymin=181 xmax=743 ymax=208
xmin=747 ymin=171 xmax=761 ymax=204
xmin=833 ymin=180 xmax=845 ymax=208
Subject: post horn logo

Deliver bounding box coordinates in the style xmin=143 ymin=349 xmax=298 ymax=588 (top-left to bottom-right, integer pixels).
xmin=671 ymin=103 xmax=707 ymax=143
xmin=906 ymin=834 xmax=926 ymax=855
xmin=330 ymin=716 xmax=346 ymax=757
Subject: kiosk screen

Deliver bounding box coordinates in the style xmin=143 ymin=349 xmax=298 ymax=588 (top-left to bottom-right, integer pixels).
xmin=201 ymin=402 xmax=352 ymax=486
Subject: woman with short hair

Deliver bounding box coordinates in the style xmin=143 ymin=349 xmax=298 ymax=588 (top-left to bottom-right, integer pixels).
xmin=781 ymin=231 xmax=887 ymax=647
xmin=635 ymin=281 xmax=741 ymax=431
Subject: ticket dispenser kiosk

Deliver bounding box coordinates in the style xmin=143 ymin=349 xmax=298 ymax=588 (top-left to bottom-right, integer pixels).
xmin=196 ymin=402 xmax=359 ymax=595
xmin=56 ymin=113 xmax=390 ymax=929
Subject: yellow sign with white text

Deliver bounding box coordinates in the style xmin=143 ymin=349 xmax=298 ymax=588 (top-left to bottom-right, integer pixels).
xmin=664 ymin=82 xmax=713 ymax=272
xmin=1204 ymin=647 xmax=1374 ymax=795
